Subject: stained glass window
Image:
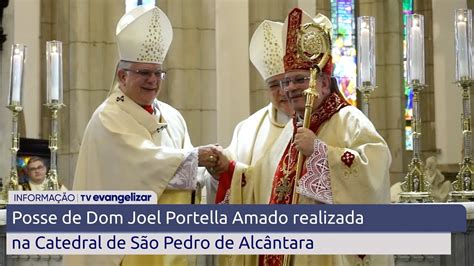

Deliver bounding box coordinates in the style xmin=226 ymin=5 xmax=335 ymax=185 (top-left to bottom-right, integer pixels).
xmin=331 ymin=0 xmax=357 ymax=106
xmin=17 ymin=156 xmax=31 ymax=184
xmin=125 ymin=0 xmax=155 ymax=13
xmin=403 ymin=0 xmax=414 ymax=150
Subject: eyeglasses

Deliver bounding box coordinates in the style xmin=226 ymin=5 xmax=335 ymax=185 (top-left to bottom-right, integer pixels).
xmin=266 ymin=80 xmax=282 ymax=91
xmin=123 ymin=68 xmax=167 ymax=80
xmin=28 ymin=165 xmax=45 ymax=171
xmin=279 ymin=76 xmax=310 ymax=88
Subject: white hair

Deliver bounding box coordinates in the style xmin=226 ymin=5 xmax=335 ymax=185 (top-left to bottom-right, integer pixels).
xmin=117 ymin=60 xmax=132 ymax=71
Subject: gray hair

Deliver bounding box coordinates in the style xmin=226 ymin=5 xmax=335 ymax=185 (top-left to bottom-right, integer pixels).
xmin=117 ymin=60 xmax=132 ymax=71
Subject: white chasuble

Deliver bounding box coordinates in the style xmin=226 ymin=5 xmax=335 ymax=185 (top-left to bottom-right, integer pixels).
xmin=210 ymin=103 xmax=289 ymax=266
xmin=67 ymin=90 xmax=197 ymax=266
xmin=225 ymin=93 xmax=393 ymax=266
xmin=205 ymin=103 xmax=290 ymax=204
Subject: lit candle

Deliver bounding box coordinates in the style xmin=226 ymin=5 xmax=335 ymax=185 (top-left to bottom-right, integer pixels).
xmin=457 ymin=20 xmax=469 ymax=78
xmin=410 ymin=23 xmax=422 ymax=81
xmin=360 ymin=26 xmax=370 ymax=83
xmin=50 ymin=47 xmax=60 ymax=101
xmin=11 ymin=52 xmax=23 ymax=103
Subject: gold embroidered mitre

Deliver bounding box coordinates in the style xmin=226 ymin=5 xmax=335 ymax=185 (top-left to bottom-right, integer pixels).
xmin=116 ymin=5 xmax=172 ymax=64
xmin=249 ymin=20 xmax=285 ymax=81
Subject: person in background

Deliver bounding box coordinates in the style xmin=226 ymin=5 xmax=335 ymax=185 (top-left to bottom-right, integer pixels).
xmin=21 ymin=156 xmax=68 ymax=191
xmin=209 ymin=19 xmax=293 ymax=205
xmin=206 ymin=19 xmax=293 ymax=266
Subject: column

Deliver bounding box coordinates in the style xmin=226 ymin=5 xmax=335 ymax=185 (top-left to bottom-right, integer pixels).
xmin=432 ymin=0 xmax=466 ymax=164
xmin=14 ymin=0 xmax=41 ymax=138
xmin=215 ymin=0 xmax=250 ymax=146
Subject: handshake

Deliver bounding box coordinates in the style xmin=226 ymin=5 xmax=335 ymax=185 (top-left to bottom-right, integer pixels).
xmin=197 ymin=144 xmax=230 ymax=177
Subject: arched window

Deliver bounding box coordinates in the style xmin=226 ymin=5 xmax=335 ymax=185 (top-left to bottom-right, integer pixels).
xmin=125 ymin=0 xmax=156 ymax=13
xmin=403 ymin=0 xmax=414 ymax=150
xmin=331 ymin=0 xmax=357 ymax=106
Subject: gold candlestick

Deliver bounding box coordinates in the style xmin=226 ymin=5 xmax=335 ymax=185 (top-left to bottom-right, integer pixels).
xmin=399 ymin=81 xmax=432 ymax=202
xmin=44 ymin=102 xmax=64 ymax=191
xmin=450 ymin=9 xmax=474 ymax=201
xmin=43 ymin=41 xmax=64 ymax=191
xmin=358 ymin=81 xmax=376 ymax=117
xmin=4 ymin=105 xmax=22 ymax=196
xmin=449 ymin=78 xmax=474 ymax=201
xmin=400 ymin=15 xmax=432 ymax=203
xmin=2 ymin=44 xmax=27 ymax=203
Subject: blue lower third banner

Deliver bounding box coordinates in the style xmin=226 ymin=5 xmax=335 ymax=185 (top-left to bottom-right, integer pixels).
xmin=7 ymin=204 xmax=466 ymax=233
xmin=7 ymin=232 xmax=450 ymax=255
xmin=4 ymin=191 xmax=467 ymax=255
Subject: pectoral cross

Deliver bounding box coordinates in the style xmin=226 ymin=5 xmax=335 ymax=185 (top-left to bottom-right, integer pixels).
xmin=275 ymin=145 xmax=293 ymax=201
xmin=276 ymin=175 xmax=292 ymax=201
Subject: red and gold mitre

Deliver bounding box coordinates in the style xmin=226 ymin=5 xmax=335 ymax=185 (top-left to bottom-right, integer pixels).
xmin=282 ymin=8 xmax=333 ymax=75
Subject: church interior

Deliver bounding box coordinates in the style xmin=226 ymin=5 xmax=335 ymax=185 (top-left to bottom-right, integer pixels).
xmin=0 ymin=0 xmax=473 ymax=265
xmin=4 ymin=0 xmax=474 ymax=195
xmin=0 ymin=0 xmax=469 ymax=200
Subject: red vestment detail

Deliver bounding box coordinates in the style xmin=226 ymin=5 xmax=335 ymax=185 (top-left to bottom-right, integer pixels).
xmin=263 ymin=92 xmax=349 ymax=266
xmin=215 ymin=160 xmax=236 ymax=204
xmin=142 ymin=105 xmax=154 ymax=114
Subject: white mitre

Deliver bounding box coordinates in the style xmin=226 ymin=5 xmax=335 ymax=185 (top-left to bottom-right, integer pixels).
xmin=249 ymin=20 xmax=285 ymax=81
xmin=116 ymin=5 xmax=172 ymax=64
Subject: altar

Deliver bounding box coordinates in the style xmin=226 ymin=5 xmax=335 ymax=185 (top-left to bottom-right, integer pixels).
xmin=395 ymin=202 xmax=474 ymax=266
xmin=0 ymin=208 xmax=62 ymax=266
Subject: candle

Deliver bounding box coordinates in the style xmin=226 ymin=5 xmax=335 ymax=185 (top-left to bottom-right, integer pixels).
xmin=50 ymin=49 xmax=60 ymax=101
xmin=46 ymin=41 xmax=63 ymax=104
xmin=472 ymin=40 xmax=474 ymax=78
xmin=11 ymin=53 xmax=23 ymax=103
xmin=360 ymin=27 xmax=370 ymax=83
xmin=410 ymin=23 xmax=422 ymax=81
xmin=457 ymin=20 xmax=469 ymax=78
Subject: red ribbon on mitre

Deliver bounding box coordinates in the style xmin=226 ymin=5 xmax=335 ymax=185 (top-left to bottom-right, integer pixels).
xmin=283 ymin=8 xmax=333 ymax=76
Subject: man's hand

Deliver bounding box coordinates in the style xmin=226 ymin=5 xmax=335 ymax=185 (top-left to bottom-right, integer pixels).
xmin=294 ymin=127 xmax=316 ymax=156
xmin=198 ymin=144 xmax=231 ymax=178
xmin=212 ymin=145 xmax=230 ymax=176
xmin=198 ymin=145 xmax=219 ymax=168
